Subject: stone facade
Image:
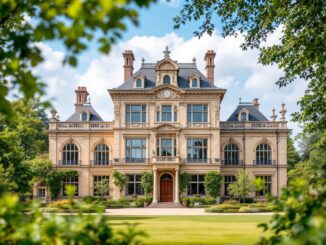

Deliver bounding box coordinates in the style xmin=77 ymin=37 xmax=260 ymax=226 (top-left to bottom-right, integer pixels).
xmin=46 ymin=48 xmax=289 ymax=203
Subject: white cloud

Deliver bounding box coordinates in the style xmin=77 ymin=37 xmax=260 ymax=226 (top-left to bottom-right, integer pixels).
xmin=34 ymin=31 xmax=306 ymax=138
xmin=159 ymin=0 xmax=180 ymax=7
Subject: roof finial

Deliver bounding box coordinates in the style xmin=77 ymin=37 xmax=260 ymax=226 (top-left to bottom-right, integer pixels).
xmin=88 ymin=97 xmax=91 ymax=104
xmin=270 ymin=107 xmax=277 ymax=122
xmin=163 ymin=46 xmax=171 ymax=58
xmin=192 ymin=57 xmax=196 ymax=63
xmin=141 ymin=57 xmax=145 ymax=64
xmin=239 ymin=97 xmax=242 ymax=103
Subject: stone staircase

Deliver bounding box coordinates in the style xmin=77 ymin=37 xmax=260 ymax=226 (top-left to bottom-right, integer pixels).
xmin=148 ymin=202 xmax=185 ymax=208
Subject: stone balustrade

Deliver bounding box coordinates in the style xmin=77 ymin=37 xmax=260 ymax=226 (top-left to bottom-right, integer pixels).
xmin=49 ymin=121 xmax=114 ymax=130
xmin=220 ymin=121 xmax=287 ymax=130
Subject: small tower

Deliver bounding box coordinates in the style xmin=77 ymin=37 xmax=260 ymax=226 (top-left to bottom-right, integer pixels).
xmin=204 ymin=50 xmax=216 ymax=84
xmin=123 ymin=50 xmax=135 ymax=81
xmin=279 ymin=102 xmax=287 ymax=121
xmin=74 ymin=86 xmax=89 ymax=111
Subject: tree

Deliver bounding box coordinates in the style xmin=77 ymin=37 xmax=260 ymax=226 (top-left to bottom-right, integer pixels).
xmin=112 ymin=170 xmax=127 ymax=196
xmin=175 ymin=0 xmax=326 ymax=147
xmin=94 ymin=179 xmax=110 ymax=197
xmin=0 ymin=0 xmax=156 ymax=119
xmin=204 ymin=171 xmax=222 ymax=198
xmin=0 ymin=165 xmax=17 ymax=194
xmin=287 ymin=135 xmax=300 ymax=171
xmin=141 ymin=172 xmax=153 ymax=196
xmin=179 ymin=172 xmax=190 ymax=196
xmin=228 ymin=169 xmax=254 ymax=203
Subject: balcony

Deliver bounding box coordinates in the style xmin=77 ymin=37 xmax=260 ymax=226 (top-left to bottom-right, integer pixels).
xmin=220 ymin=121 xmax=287 ymax=130
xmin=113 ymin=158 xmax=150 ymax=164
xmin=152 ymin=156 xmax=183 ymax=164
xmin=253 ymin=160 xmax=276 ymax=166
xmin=221 ymin=159 xmax=243 ymax=167
xmin=184 ymin=158 xmax=212 ymax=164
xmin=125 ymin=123 xmax=149 ymax=129
xmin=90 ymin=160 xmax=112 ymax=166
xmin=58 ymin=160 xmax=81 ymax=166
xmin=49 ymin=121 xmax=113 ymax=131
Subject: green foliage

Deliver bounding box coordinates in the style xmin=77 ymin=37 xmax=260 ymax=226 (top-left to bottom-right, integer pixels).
xmin=228 ymin=169 xmax=254 ymax=203
xmin=204 ymin=171 xmax=222 ymax=198
xmin=253 ymin=178 xmax=266 ymax=194
xmin=287 ymin=135 xmax=301 ymax=170
xmin=179 ymin=172 xmax=190 ymax=195
xmin=186 ymin=196 xmax=216 ymax=206
xmin=0 ymin=0 xmax=156 ymax=118
xmin=0 ymin=165 xmax=17 ymax=194
xmin=112 ymin=170 xmax=127 ymax=195
xmin=175 ymin=0 xmax=326 ymax=148
xmin=47 ymin=170 xmax=77 ymax=200
xmin=94 ymin=178 xmax=110 ymax=197
xmin=0 ymin=193 xmax=146 ymax=244
xmin=141 ymin=171 xmax=153 ymax=196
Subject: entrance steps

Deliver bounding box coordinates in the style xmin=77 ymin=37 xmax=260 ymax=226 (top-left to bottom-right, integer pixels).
xmin=148 ymin=202 xmax=184 ymax=208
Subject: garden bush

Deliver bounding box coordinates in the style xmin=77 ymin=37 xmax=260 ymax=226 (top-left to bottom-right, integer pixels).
xmin=248 ymin=202 xmax=268 ymax=208
xmin=238 ymin=207 xmax=252 ymax=213
xmin=222 ymin=199 xmax=239 ymax=205
xmin=206 ymin=203 xmax=241 ymax=213
xmin=187 ymin=196 xmax=217 ymax=207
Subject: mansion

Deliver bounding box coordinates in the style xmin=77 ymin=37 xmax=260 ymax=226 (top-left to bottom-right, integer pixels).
xmin=45 ymin=48 xmax=289 ymax=204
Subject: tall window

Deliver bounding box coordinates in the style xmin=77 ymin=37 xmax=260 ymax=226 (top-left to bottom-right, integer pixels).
xmin=62 ymin=176 xmax=78 ymax=196
xmin=94 ymin=144 xmax=109 ymax=165
xmin=157 ymin=138 xmax=176 ymax=157
xmin=62 ymin=144 xmax=79 ymax=165
xmin=255 ymin=176 xmax=272 ymax=196
xmin=135 ymin=78 xmax=142 ymax=88
xmin=125 ymin=139 xmax=146 ymax=163
xmin=187 ymin=138 xmax=208 ymax=163
xmin=187 ymin=104 xmax=208 ymax=123
xmin=81 ymin=112 xmax=88 ymax=121
xmin=240 ymin=112 xmax=247 ymax=121
xmin=126 ymin=174 xmax=144 ymax=196
xmin=126 ymin=104 xmax=146 ymax=123
xmin=162 ymin=105 xmax=172 ymax=122
xmin=188 ymin=174 xmax=205 ymax=196
xmin=256 ymin=143 xmax=272 ymax=165
xmin=224 ymin=144 xmax=239 ymax=165
xmin=93 ymin=176 xmax=109 ymax=196
xmin=224 ymin=175 xmax=236 ymax=196
xmin=163 ymin=75 xmax=170 ymax=84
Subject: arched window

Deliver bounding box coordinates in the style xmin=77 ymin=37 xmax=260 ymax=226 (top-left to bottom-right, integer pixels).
xmin=135 ymin=78 xmax=142 ymax=88
xmin=192 ymin=78 xmax=199 ymax=88
xmin=256 ymin=143 xmax=272 ymax=165
xmin=224 ymin=144 xmax=239 ymax=165
xmin=240 ymin=112 xmax=247 ymax=121
xmin=163 ymin=75 xmax=171 ymax=84
xmin=62 ymin=144 xmax=79 ymax=165
xmin=94 ymin=144 xmax=109 ymax=165
xmin=81 ymin=112 xmax=88 ymax=121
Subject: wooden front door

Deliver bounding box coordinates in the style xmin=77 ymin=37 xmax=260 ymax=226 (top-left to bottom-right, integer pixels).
xmin=160 ymin=174 xmax=173 ymax=202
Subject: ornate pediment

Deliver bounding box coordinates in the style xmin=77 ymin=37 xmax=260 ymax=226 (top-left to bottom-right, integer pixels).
xmin=152 ymin=123 xmax=181 ymax=132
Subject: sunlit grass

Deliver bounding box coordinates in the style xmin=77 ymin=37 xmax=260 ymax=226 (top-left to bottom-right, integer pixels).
xmin=107 ymin=215 xmax=271 ymax=245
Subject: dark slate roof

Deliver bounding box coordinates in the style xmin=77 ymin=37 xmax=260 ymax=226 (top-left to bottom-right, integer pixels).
xmin=66 ymin=102 xmax=103 ymax=122
xmin=227 ymin=103 xmax=269 ymax=122
xmin=117 ymin=63 xmax=222 ymax=90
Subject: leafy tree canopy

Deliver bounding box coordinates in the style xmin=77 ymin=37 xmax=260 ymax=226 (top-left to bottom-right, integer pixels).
xmin=175 ymin=0 xmax=326 ymax=147
xmin=0 ymin=0 xmax=155 ymax=118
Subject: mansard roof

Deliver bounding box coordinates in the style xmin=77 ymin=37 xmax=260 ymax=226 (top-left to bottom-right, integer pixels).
xmin=227 ymin=102 xmax=268 ymax=122
xmin=66 ymin=102 xmax=103 ymax=122
xmin=116 ymin=63 xmax=222 ymax=90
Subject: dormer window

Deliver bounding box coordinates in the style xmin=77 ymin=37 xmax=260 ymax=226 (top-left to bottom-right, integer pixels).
xmin=238 ymin=109 xmax=249 ymax=122
xmin=163 ymin=75 xmax=171 ymax=85
xmin=81 ymin=112 xmax=88 ymax=121
xmin=191 ymin=78 xmax=199 ymax=88
xmin=240 ymin=112 xmax=247 ymax=122
xmin=134 ymin=77 xmax=145 ymax=88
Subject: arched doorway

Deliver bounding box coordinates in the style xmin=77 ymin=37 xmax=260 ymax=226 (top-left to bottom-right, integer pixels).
xmin=160 ymin=173 xmax=173 ymax=202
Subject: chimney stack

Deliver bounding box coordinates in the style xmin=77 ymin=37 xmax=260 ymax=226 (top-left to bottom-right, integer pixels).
xmin=123 ymin=50 xmax=135 ymax=81
xmin=75 ymin=86 xmax=89 ymax=111
xmin=252 ymin=98 xmax=260 ymax=109
xmin=204 ymin=50 xmax=216 ymax=84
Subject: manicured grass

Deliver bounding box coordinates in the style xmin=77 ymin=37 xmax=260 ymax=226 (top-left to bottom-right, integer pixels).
xmin=107 ymin=215 xmax=271 ymax=245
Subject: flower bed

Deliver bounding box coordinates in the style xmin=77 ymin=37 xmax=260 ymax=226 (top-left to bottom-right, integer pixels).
xmin=205 ymin=201 xmax=279 ymax=213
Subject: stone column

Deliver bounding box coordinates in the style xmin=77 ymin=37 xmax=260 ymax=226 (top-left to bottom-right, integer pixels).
xmin=175 ymin=168 xmax=180 ymax=204
xmin=152 ymin=168 xmax=158 ymax=204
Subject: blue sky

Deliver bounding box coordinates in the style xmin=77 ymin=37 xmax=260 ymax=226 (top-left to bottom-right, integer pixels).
xmin=35 ymin=0 xmax=306 ymax=140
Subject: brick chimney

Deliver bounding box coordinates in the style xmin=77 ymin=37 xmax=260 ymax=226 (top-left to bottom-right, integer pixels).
xmin=123 ymin=50 xmax=135 ymax=81
xmin=204 ymin=50 xmax=216 ymax=84
xmin=252 ymin=98 xmax=260 ymax=110
xmin=75 ymin=86 xmax=89 ymax=111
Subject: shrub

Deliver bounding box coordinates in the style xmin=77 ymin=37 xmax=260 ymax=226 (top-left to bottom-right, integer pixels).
xmin=266 ymin=204 xmax=280 ymax=211
xmin=141 ymin=172 xmax=153 ymax=196
xmin=201 ymin=196 xmax=216 ymax=205
xmin=46 ymin=199 xmax=73 ymax=209
xmin=135 ymin=197 xmax=145 ymax=207
xmin=206 ymin=203 xmax=241 ymax=213
xmin=223 ymin=199 xmax=239 ymax=205
xmin=248 ymin=202 xmax=268 ymax=208
xmin=204 ymin=171 xmax=222 ymax=198
xmin=238 ymin=207 xmax=252 ymax=213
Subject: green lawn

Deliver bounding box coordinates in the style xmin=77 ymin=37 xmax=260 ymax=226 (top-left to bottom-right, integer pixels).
xmin=107 ymin=215 xmax=271 ymax=245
